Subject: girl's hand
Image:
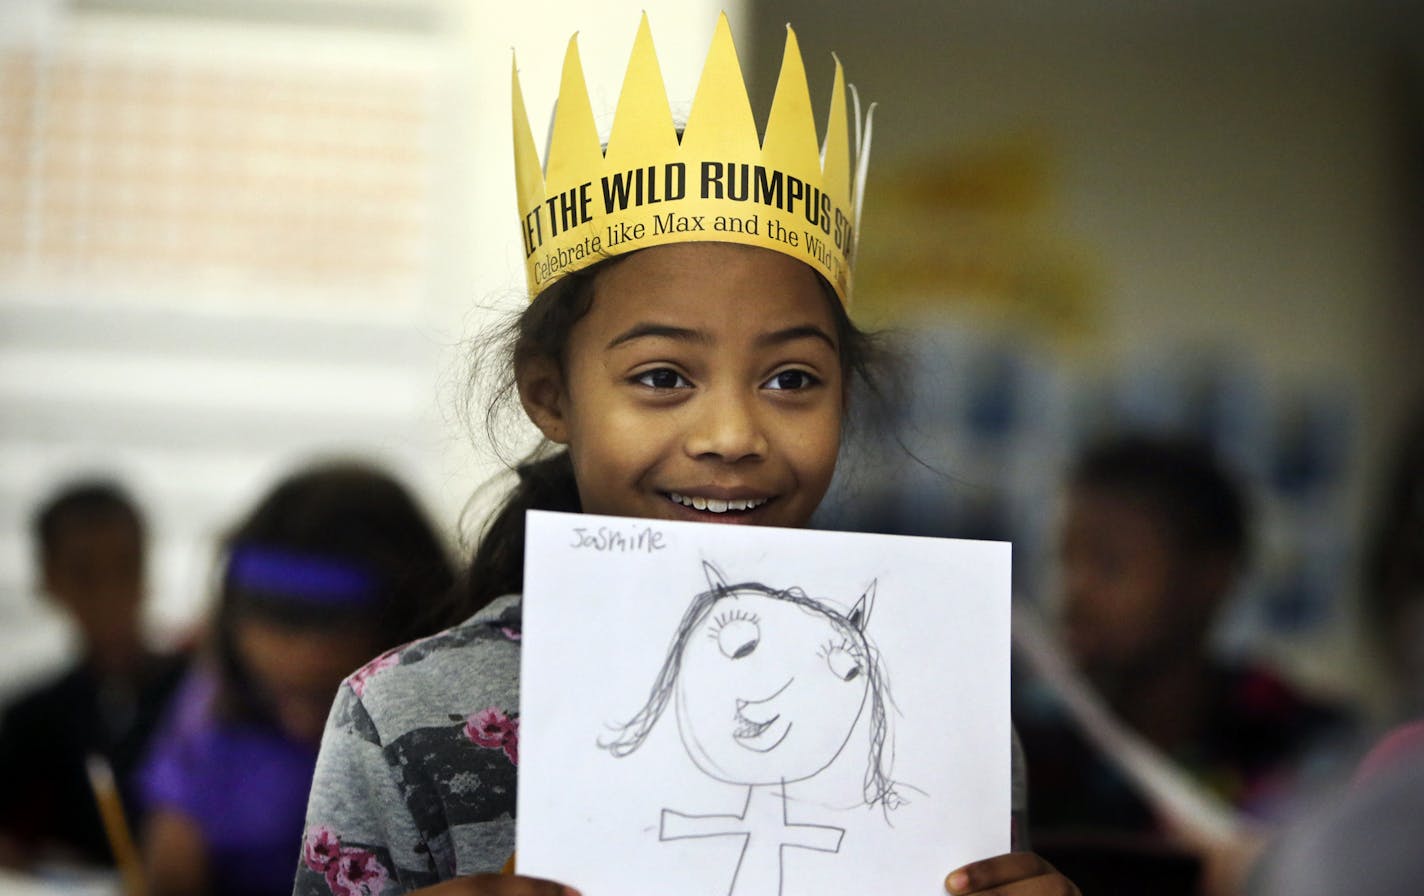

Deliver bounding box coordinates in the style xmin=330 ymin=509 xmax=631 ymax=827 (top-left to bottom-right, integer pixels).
xmin=407 ymin=874 xmax=579 ymax=896
xmin=946 ymin=852 xmax=1080 ymax=895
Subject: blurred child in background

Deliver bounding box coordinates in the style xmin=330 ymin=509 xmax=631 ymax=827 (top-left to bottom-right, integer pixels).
xmin=0 ymin=480 xmax=188 ymax=871
xmin=139 ymin=462 xmax=454 ymax=896
xmin=1362 ymin=401 xmax=1424 ymax=721
xmin=1016 ymin=435 xmax=1353 ymax=855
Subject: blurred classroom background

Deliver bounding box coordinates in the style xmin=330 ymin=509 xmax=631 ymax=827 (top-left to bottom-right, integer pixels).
xmin=0 ymin=0 xmax=746 ymax=705
xmin=0 ymin=0 xmax=1421 ymax=784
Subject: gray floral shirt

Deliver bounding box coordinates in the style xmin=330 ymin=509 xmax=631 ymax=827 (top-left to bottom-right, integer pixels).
xmin=293 ymin=594 xmax=1027 ymax=895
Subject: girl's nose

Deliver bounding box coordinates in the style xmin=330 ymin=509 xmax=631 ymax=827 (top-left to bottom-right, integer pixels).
xmin=684 ymin=392 xmax=769 ymax=462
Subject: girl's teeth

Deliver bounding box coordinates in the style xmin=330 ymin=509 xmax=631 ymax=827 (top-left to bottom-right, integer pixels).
xmin=669 ymin=493 xmax=767 ymax=513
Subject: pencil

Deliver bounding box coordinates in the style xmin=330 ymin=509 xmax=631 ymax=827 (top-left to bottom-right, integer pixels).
xmin=84 ymin=753 xmax=148 ymax=896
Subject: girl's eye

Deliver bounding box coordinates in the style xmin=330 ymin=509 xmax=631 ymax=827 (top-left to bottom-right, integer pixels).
xmin=763 ymin=369 xmax=819 ymax=391
xmin=635 ymin=368 xmax=691 ymax=389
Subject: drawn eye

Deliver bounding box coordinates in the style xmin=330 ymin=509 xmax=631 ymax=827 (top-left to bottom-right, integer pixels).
xmin=826 ymin=646 xmax=862 ymax=682
xmin=716 ymin=618 xmax=760 ymax=660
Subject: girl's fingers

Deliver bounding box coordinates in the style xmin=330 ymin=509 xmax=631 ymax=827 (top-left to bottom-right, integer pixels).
xmin=945 ymin=852 xmax=1079 ymax=895
xmin=412 ymin=874 xmax=580 ymax=896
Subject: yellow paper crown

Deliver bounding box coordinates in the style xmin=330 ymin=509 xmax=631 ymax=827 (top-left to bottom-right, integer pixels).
xmin=513 ymin=13 xmax=874 ymax=304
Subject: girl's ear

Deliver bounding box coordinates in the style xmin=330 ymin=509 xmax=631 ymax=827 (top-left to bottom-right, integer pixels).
xmin=516 ymin=356 xmax=570 ymax=445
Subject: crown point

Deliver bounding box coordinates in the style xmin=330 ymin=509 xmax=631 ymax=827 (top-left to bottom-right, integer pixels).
xmin=511 ymin=52 xmax=546 ymax=219
xmin=545 ymin=31 xmax=603 ymax=193
xmin=607 ymin=7 xmax=677 ymax=164
xmin=821 ymin=53 xmax=851 ymax=214
xmin=762 ymin=23 xmax=819 ymax=173
xmin=852 ymin=98 xmax=876 ymax=259
xmin=682 ymin=10 xmax=758 ymax=158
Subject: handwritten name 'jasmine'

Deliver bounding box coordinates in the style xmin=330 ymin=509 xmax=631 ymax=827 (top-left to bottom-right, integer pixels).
xmin=570 ymin=525 xmax=666 ymax=553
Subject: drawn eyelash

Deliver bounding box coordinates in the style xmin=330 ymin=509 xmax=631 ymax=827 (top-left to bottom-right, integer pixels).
xmin=717 ymin=609 xmax=758 ymax=627
xmin=817 ymin=637 xmax=864 ymax=660
xmin=707 ymin=609 xmax=759 ymax=638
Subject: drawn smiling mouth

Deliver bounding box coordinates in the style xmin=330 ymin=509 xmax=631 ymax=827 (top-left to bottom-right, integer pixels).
xmin=732 ymin=679 xmax=793 ymax=752
xmin=734 ymin=713 xmax=779 ymax=739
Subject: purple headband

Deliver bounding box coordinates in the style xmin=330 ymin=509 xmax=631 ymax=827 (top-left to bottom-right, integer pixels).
xmin=227 ymin=545 xmax=380 ymax=607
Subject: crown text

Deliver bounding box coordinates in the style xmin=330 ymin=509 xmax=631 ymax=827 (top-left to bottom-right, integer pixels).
xmin=601 ymin=163 xmax=687 ymax=213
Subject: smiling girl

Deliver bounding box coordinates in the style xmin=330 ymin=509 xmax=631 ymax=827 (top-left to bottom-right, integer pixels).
xmin=293 ymin=15 xmax=1078 ymax=896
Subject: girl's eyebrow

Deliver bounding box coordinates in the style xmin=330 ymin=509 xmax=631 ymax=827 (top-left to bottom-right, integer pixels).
xmin=606 ymin=323 xmax=710 ymax=349
xmin=606 ymin=323 xmax=837 ymax=351
xmin=756 ymin=325 xmax=836 ymax=352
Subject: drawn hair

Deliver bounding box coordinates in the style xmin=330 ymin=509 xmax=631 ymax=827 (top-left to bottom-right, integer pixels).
xmin=600 ymin=562 xmax=903 ymax=813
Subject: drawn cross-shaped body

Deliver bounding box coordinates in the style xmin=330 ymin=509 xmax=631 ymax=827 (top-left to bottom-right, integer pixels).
xmin=662 ymin=781 xmax=844 ymax=895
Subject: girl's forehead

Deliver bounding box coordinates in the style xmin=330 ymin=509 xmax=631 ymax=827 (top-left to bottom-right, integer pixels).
xmin=585 ymin=243 xmax=835 ymax=338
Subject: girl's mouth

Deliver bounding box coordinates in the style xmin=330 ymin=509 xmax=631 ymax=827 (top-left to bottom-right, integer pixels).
xmin=666 ymin=492 xmax=770 ymax=514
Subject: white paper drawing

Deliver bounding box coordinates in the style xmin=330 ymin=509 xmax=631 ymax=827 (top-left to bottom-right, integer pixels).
xmin=517 ymin=511 xmax=1010 ymax=896
xmin=599 ymin=562 xmax=902 ymax=895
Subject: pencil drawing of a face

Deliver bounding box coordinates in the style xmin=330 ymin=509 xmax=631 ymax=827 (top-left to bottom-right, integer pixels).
xmin=602 ymin=562 xmax=899 ymax=813
xmin=675 ymin=587 xmax=871 ymax=786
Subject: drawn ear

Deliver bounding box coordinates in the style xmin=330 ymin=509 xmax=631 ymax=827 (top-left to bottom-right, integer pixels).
xmin=848 ymin=580 xmax=877 ymax=631
xmin=702 ymin=561 xmax=729 ymax=593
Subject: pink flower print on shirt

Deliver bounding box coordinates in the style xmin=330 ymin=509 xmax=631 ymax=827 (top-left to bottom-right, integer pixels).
xmin=348 ymin=650 xmax=401 ymax=698
xmin=302 ymin=826 xmax=342 ymax=872
xmin=324 ymin=846 xmax=389 ymax=896
xmin=301 ymin=829 xmax=390 ymax=896
xmin=464 ymin=706 xmax=520 ymax=765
